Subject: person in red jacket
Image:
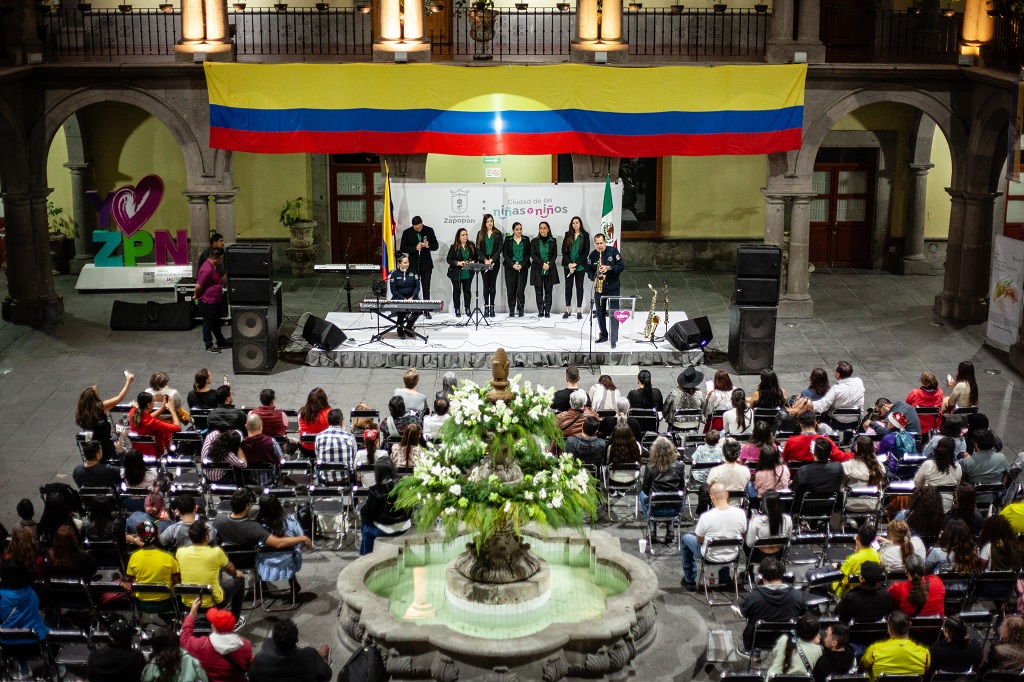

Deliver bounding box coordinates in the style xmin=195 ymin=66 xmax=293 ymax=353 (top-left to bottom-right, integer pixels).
xmin=298 ymin=387 xmax=331 ymax=453
xmin=905 ymin=371 xmax=944 ymax=434
xmin=180 ymin=600 xmax=252 ymax=682
xmin=782 ymin=410 xmax=849 ymax=463
xmin=128 ymin=392 xmax=181 ymax=455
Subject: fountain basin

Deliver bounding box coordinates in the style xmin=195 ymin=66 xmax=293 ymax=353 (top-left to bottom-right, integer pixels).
xmin=445 ymin=560 xmax=551 ymax=612
xmin=337 ymin=529 xmax=660 ymax=681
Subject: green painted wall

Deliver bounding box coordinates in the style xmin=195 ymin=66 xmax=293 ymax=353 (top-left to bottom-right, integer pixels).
xmin=233 ymin=152 xmax=312 ymax=238
xmin=425 ymin=153 xmax=553 ymax=184
xmin=925 ymin=125 xmax=952 ymax=239
xmin=661 ymin=155 xmax=767 ymax=239
xmin=45 ymin=125 xmax=74 ymax=235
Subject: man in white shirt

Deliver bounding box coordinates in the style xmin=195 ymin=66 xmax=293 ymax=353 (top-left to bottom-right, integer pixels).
xmin=797 ymin=360 xmax=864 ymax=429
xmin=681 ymin=483 xmax=747 ymax=589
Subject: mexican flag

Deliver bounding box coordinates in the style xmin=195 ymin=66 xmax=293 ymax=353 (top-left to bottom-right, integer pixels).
xmin=600 ymin=174 xmax=616 ymax=249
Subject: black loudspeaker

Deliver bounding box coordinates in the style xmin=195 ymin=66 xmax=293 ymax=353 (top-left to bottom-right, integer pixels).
xmin=666 ymin=316 xmax=714 ymax=351
xmin=302 ymin=314 xmax=347 ymax=350
xmin=736 ymin=244 xmax=782 ymax=278
xmin=232 ymin=305 xmax=278 ymax=375
xmin=728 ymin=305 xmax=777 ymax=374
xmin=225 ymin=244 xmax=273 ymax=279
xmin=734 ymin=277 xmax=781 ymax=306
xmin=228 ymin=277 xmax=274 ymax=305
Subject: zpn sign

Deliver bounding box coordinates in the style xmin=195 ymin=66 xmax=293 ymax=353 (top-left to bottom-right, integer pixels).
xmin=88 ymin=174 xmax=189 ymax=267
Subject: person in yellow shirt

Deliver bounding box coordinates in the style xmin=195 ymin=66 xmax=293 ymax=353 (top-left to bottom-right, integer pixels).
xmin=1001 ymin=498 xmax=1024 ymax=534
xmin=125 ymin=520 xmax=180 ymax=617
xmin=831 ymin=523 xmax=881 ymax=598
xmin=861 ymin=610 xmax=930 ymax=679
xmin=175 ymin=520 xmax=247 ymax=623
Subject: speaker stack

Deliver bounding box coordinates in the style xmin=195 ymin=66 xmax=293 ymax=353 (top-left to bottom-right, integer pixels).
xmin=729 ymin=244 xmax=781 ymax=374
xmin=225 ymin=244 xmax=277 ymax=374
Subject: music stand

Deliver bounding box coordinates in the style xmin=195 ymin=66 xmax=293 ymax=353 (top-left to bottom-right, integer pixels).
xmin=457 ymin=262 xmax=493 ymax=330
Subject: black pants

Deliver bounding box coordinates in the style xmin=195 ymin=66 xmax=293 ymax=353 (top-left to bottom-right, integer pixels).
xmin=596 ymin=290 xmax=620 ymax=342
xmin=218 ymin=573 xmax=245 ymax=618
xmin=418 ymin=268 xmax=432 ymax=300
xmin=396 ymin=311 xmax=421 ymax=333
xmin=199 ymin=300 xmax=227 ymax=349
xmin=452 ymin=278 xmax=472 ymax=312
xmin=534 ymin=277 xmax=554 ymax=312
xmin=482 ymin=267 xmax=499 ymax=307
xmin=505 ymin=267 xmax=528 ymax=313
xmin=564 ymin=269 xmax=586 ymax=308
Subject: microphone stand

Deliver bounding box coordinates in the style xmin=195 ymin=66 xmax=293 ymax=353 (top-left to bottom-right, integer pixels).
xmin=586 ymin=261 xmax=599 ymax=376
xmin=343 ymin=238 xmax=353 ymax=313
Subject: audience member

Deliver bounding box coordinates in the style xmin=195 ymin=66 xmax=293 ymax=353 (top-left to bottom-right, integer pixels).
xmin=122 ymin=448 xmax=159 ymax=492
xmin=4 ymin=526 xmax=43 ymax=578
xmin=160 ymin=494 xmax=216 ymax=551
xmin=792 ymin=438 xmax=845 ymax=507
xmin=47 ymin=524 xmax=97 ymax=580
xmin=438 ymin=372 xmax=459 ymax=401
xmin=606 ymin=423 xmax=642 ymax=469
xmin=706 ymin=438 xmax=751 ymax=497
xmin=73 ymin=440 xmax=122 ymax=489
xmin=557 ymin=390 xmax=599 ymax=438
xmin=180 ymin=600 xmax=253 ymax=682
xmin=749 ymin=370 xmax=787 ymax=411
xmin=37 ymin=484 xmax=82 ymax=546
xmin=382 ymin=395 xmax=419 ymax=438
xmin=395 ymin=368 xmax=428 ymax=414
xmin=877 ymin=411 xmax=917 ymax=461
xmin=564 ymin=416 xmax=607 ymax=469
xmin=930 ymin=615 xmax=983 ymax=675
xmin=740 ymin=420 xmax=776 ymax=464
xmin=350 ymin=401 xmax=377 ymax=441
xmin=737 ymin=556 xmax=807 ymax=653
xmin=589 ymin=374 xmax=621 ymax=413
xmin=360 ymin=456 xmax=412 ymax=555
xmin=600 ymin=397 xmax=642 ymax=442
xmin=392 ymin=423 xmax=425 ymax=468
xmin=812 ymin=623 xmax=855 ymax=682
xmin=422 ymin=397 xmax=450 ymax=441
xmin=766 ymin=613 xmax=821 ymax=678
xmin=204 ymin=431 xmax=247 ymax=482
xmin=354 ymin=429 xmax=385 ymax=487
xmin=946 ymin=483 xmax=984 ymax=535
xmin=147 ymin=371 xmax=183 ymax=422
xmin=904 ymin=486 xmax=946 ymax=541
xmin=639 ymin=437 xmax=685 ymax=543
xmin=985 ymin=615 xmax=1024 ymax=672
xmin=843 ymin=436 xmax=886 ymax=513
xmin=240 ymin=413 xmax=282 ymax=468
xmin=834 ymin=561 xmax=891 ymax=624
xmin=187 ymin=368 xmax=218 ymax=410
xmin=314 ymin=408 xmax=357 ymax=478
xmin=662 ymin=367 xmax=704 ymax=430
xmin=921 ymin=414 xmax=966 ymax=459
xmin=125 ymin=492 xmax=172 ymax=535
xmin=681 ymin=483 xmax=747 ymax=590
xmin=877 ymin=519 xmax=925 ymax=574
xmin=626 ymin=369 xmax=663 ymax=413
xmin=872 ymin=397 xmax=921 ymax=435
xmin=704 ymin=370 xmax=734 ymax=422
xmin=248 ymin=619 xmax=332 ymax=682
xmin=129 ymin=392 xmax=182 ymax=454
xmin=888 ymin=554 xmax=945 ymax=617
xmin=552 ymin=366 xmax=590 ymax=412
xmin=978 ymin=514 xmax=1024 ymax=572
xmin=141 ymin=626 xmax=208 ymax=682
xmin=176 ymin=521 xmax=246 ymax=621
xmin=800 ymin=367 xmax=830 ymax=401
xmin=1001 ymin=492 xmax=1024 ymax=534
xmin=83 ymin=497 xmax=126 ymax=548
xmin=13 ymin=499 xmax=36 ymax=536
xmin=925 ymin=518 xmax=982 ymax=575
xmin=801 ymin=361 xmax=865 ymax=430
xmin=208 ymin=385 xmax=245 ymax=433
xmin=255 ymin=494 xmax=305 ymax=592
xmin=831 ymin=523 xmax=881 ymax=598
xmin=745 ymin=491 xmax=793 ymax=562
xmin=960 ymin=428 xmax=1009 ymax=505
xmin=914 ymin=436 xmax=962 ymax=512
xmin=944 ymin=360 xmax=979 ymax=412
xmin=0 ymin=560 xmax=49 ymax=678
xmin=751 ymin=445 xmax=790 ymax=501
xmin=860 ymin=610 xmax=930 ymax=680
xmin=76 ymin=371 xmax=135 ymax=462
xmin=126 ymin=520 xmax=180 ymax=613
xmin=965 ymin=412 xmax=1004 ymax=454
xmin=87 ymin=619 xmax=145 ymax=682
xmin=252 ymin=388 xmax=288 ymax=437
xmin=212 ymin=490 xmax=312 ymax=557
xmin=722 ymin=388 xmax=754 ymax=436
xmin=298 ymin=388 xmax=331 ymax=452
xmin=905 ymin=371 xmax=944 ymax=433
xmin=783 ymin=411 xmax=845 ymax=463
xmin=690 ymin=430 xmax=723 ymax=486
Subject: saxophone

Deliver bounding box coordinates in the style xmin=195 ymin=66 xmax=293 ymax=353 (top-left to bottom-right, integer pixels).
xmin=663 ymin=282 xmax=669 ymax=332
xmin=643 ymin=284 xmax=660 ymax=340
xmin=595 ymin=265 xmax=606 ymax=294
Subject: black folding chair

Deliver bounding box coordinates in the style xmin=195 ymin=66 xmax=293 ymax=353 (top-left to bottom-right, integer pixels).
xmin=643 ymin=490 xmax=685 ymax=555
xmin=46 ymin=628 xmax=92 ymax=680
xmin=747 ymin=620 xmax=794 ymax=670
xmin=697 ymin=536 xmax=745 ymax=605
xmin=629 ymin=408 xmax=660 ymax=434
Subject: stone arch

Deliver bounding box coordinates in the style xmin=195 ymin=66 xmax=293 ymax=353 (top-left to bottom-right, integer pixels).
xmin=964 ymin=94 xmax=1010 ymax=195
xmin=0 ymin=96 xmax=30 ymax=194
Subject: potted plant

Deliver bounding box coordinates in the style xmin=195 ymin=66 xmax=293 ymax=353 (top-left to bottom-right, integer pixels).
xmin=357 ymin=2 xmax=371 ymax=11
xmin=47 ymin=201 xmax=75 ymax=275
xmin=627 ymin=1 xmax=642 ymax=9
xmin=315 ymin=2 xmax=329 ymax=9
xmin=280 ymin=197 xmax=316 ymax=276
xmin=231 ymin=2 xmax=245 ymax=9
xmin=456 ymin=0 xmax=495 ymax=59
xmin=754 ymin=2 xmax=767 ymax=11
xmin=713 ymin=1 xmax=726 ymax=11
xmin=117 ymin=3 xmax=132 ymax=11
xmin=670 ymin=3 xmax=684 ymax=11
xmin=556 ymin=2 xmax=569 ymax=9
xmin=274 ymin=2 xmax=287 ymax=10
xmin=515 ymin=2 xmax=527 ymax=8
xmin=159 ymin=3 xmax=173 ymax=11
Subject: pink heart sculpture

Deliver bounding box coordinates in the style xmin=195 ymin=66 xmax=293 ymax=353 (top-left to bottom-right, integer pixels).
xmin=613 ymin=310 xmax=631 ymax=323
xmin=110 ymin=175 xmax=164 ymax=237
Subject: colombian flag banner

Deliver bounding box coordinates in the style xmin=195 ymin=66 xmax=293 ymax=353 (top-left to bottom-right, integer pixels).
xmin=205 ymin=63 xmax=805 ymax=157
xmin=381 ymin=161 xmax=396 ymax=281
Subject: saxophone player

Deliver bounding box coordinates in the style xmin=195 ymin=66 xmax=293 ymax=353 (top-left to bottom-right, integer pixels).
xmin=587 ymin=233 xmax=625 ymax=345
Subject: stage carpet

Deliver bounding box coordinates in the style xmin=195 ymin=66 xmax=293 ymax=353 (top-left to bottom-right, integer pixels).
xmin=302 ymin=310 xmax=701 ymax=369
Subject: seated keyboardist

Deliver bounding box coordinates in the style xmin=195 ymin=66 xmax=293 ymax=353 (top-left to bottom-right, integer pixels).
xmin=389 ymin=253 xmax=422 ymax=338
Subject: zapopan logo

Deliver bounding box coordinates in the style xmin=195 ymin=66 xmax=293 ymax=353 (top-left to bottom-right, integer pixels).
xmin=451 ymin=189 xmax=470 ymax=214
xmin=494 ymin=204 xmax=568 ymax=220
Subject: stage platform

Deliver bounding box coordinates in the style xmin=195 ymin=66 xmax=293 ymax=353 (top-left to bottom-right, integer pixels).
xmin=301 ymin=310 xmax=701 ymax=369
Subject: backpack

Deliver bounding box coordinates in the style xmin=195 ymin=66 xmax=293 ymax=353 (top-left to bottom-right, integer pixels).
xmin=893 ymin=431 xmax=916 ymax=457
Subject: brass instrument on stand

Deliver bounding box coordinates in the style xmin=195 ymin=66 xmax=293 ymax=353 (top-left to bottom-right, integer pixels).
xmin=643 ymin=284 xmax=660 ymax=340
xmin=662 ymin=282 xmax=669 ymax=334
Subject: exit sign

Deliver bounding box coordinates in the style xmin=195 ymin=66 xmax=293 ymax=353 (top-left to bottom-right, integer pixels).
xmin=483 ymin=156 xmax=501 ymax=164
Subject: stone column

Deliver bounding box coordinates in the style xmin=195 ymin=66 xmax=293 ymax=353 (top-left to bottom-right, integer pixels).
xmin=1 ymin=189 xmax=64 ymax=324
xmin=761 ymin=191 xmax=787 ymax=247
xmin=600 ymin=0 xmax=622 ymax=42
xmin=575 ymin=0 xmax=598 ymax=42
xmin=403 ymin=0 xmax=424 ymax=41
xmin=779 ymin=193 xmax=814 ymax=318
xmin=184 ymin=191 xmax=211 ymax=274
xmin=204 ymin=0 xmax=229 ymax=42
xmin=211 ymin=189 xmax=238 ymax=246
xmin=379 ymin=0 xmax=401 ymax=40
xmin=64 ymin=162 xmax=94 ymax=275
xmin=953 ymin=191 xmax=999 ymax=321
xmin=180 ymin=0 xmax=205 ymax=42
xmin=960 ymin=0 xmax=993 ymax=61
xmin=765 ymin=0 xmax=795 ymax=63
xmin=934 ymin=188 xmax=966 ymax=318
xmin=794 ymin=0 xmax=824 ymax=62
xmin=902 ymin=162 xmax=933 ymax=275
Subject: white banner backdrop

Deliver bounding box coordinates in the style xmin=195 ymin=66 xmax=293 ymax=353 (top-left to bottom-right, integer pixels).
xmin=390 ymin=182 xmax=622 ymax=314
xmin=986 ymin=234 xmax=1024 ymax=349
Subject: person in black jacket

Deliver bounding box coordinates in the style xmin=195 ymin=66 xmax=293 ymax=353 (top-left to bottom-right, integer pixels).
xmin=501 ymin=222 xmax=530 ymax=318
xmin=739 ymin=556 xmax=808 ymax=653
xmin=792 ymin=437 xmax=845 ymax=508
xmin=446 ymin=228 xmax=477 ymax=318
xmin=812 ymin=623 xmax=856 ymax=682
xmin=530 ymin=221 xmax=559 ymax=318
xmin=398 ymin=216 xmax=438 ymax=318
xmin=640 ymin=437 xmax=685 ymax=543
xmin=564 ymin=417 xmax=607 ymax=469
xmin=389 ymin=253 xmax=421 ymax=338
xmin=833 ymin=560 xmax=891 ymax=624
xmin=475 ymin=213 xmax=503 ymax=317
xmin=250 ymin=619 xmax=332 ymax=682
xmin=586 ymin=233 xmax=625 ymax=345
xmin=359 ymin=456 xmax=412 ymax=555
xmin=930 ymin=615 xmax=983 ymax=676
xmin=561 ymin=216 xmax=590 ymax=319
xmin=208 ymin=384 xmax=246 ymax=432
xmin=87 ymin=620 xmax=145 ymax=682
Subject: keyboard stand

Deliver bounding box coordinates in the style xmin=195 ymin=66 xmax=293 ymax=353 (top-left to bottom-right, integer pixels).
xmin=365 ymin=311 xmax=428 ymax=345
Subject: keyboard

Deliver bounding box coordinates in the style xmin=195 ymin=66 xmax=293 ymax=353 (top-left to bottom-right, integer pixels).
xmin=359 ymin=299 xmax=444 ymax=312
xmin=314 ymin=264 xmax=380 ymax=272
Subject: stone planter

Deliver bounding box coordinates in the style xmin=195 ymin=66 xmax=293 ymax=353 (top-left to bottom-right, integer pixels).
xmin=289 ymin=220 xmax=316 ymax=249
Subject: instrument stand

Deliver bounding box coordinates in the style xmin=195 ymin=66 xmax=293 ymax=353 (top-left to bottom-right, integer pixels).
xmin=457 ymin=263 xmax=493 ymax=331
xmin=362 ymin=284 xmax=396 ymax=348
xmin=585 ymin=274 xmax=599 ymax=375
xmin=368 ymin=311 xmax=429 ymax=344
xmin=343 ymin=262 xmax=354 ymax=313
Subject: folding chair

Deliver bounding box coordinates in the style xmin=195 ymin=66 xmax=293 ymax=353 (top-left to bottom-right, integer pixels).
xmin=201 ymin=463 xmax=240 ymax=513
xmin=0 ymin=628 xmax=50 ymax=680
xmin=77 ymin=486 xmax=119 ymax=516
xmin=720 ymin=674 xmax=764 ymax=682
xmin=697 ymin=536 xmax=745 ymax=605
xmin=728 ymin=489 xmax=751 ymax=511
xmin=960 ymin=610 xmax=998 ymax=648
xmin=87 ymin=581 xmax=134 ymax=623
xmin=841 ymin=486 xmax=881 ymax=531
xmin=643 ymin=490 xmax=685 ymax=555
xmin=848 ymin=620 xmax=890 ymax=649
xmin=84 ymin=538 xmax=127 ymax=574
xmin=932 ymin=673 xmax=976 ymax=682
xmin=792 ymin=494 xmax=837 ymax=540
xmin=974 ymin=483 xmax=1007 ymax=515
xmin=629 ymin=408 xmax=660 ymax=435
xmin=130 ymin=583 xmax=178 ymax=627
xmin=685 ymin=461 xmax=718 ymax=521
xmin=773 ymin=676 xmax=814 ymax=682
xmin=890 ymin=455 xmax=925 ymax=481
xmin=746 ymin=537 xmax=792 ymax=590
xmin=915 ymin=406 xmax=940 ymax=435
xmin=708 ymin=409 xmax=727 ymax=433
xmin=44 ymin=577 xmax=97 ymax=628
xmin=803 ymin=568 xmax=843 ymax=611
xmin=669 ymin=409 xmax=703 ymax=435
xmin=220 ymin=544 xmax=258 ymax=612
xmin=829 ymin=409 xmax=861 ymax=445
xmin=255 ymin=545 xmax=300 ymax=612
xmin=603 ymin=463 xmax=643 ymax=522
xmin=240 ymin=464 xmax=278 ymax=490
xmin=908 ymin=615 xmax=944 ymax=646
xmin=46 ymin=628 xmax=92 ymax=680
xmin=826 ymin=675 xmax=869 ymax=682
xmin=967 ymin=570 xmax=1017 ymax=610
xmin=753 ymin=408 xmax=778 ymax=428
xmin=170 ymin=431 xmax=203 ymax=459
xmin=936 ymin=571 xmax=974 ymax=612
xmin=279 ymin=459 xmax=313 ymax=488
xmin=786 ymin=534 xmax=829 ymax=575
xmin=172 ymin=584 xmax=213 ymax=615
xmin=747 ymin=620 xmax=795 ymax=669
xmin=189 ymin=409 xmax=211 ymax=432
xmin=981 ymin=672 xmax=1024 ymax=682
xmin=309 ymin=485 xmax=353 ymax=546
xmin=823 ymin=533 xmax=857 ymax=567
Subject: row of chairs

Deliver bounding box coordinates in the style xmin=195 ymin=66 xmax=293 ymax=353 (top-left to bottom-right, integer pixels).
xmin=724 ymin=675 xmax=1022 ymax=682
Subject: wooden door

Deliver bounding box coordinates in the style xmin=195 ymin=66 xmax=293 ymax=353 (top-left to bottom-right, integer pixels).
xmin=810 ymin=156 xmax=875 ymax=269
xmin=820 ymin=0 xmax=875 ymax=61
xmin=329 ymin=155 xmax=383 ymax=265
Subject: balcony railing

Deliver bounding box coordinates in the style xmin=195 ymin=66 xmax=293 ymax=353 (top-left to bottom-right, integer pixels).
xmin=991 ymin=13 xmax=1024 ymax=71
xmin=430 ymin=8 xmax=574 ymax=60
xmin=231 ymin=8 xmax=372 ymax=58
xmin=43 ymin=8 xmax=181 ymax=60
xmin=822 ymin=8 xmax=961 ymax=63
xmin=624 ymin=8 xmax=769 ymax=59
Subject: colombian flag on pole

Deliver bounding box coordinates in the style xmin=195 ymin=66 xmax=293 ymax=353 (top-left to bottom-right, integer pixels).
xmin=205 ymin=63 xmax=805 ymax=158
xmin=381 ymin=161 xmax=396 ymax=281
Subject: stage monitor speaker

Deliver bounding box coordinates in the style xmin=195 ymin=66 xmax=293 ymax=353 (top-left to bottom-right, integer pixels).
xmin=735 ymin=244 xmax=782 ymax=279
xmin=231 ymin=305 xmax=278 ymax=375
xmin=728 ymin=305 xmax=777 ymax=374
xmin=666 ymin=317 xmax=713 ymax=351
xmin=734 ymin=277 xmax=781 ymax=306
xmin=302 ymin=314 xmax=347 ymax=350
xmin=225 ymin=244 xmax=273 ymax=279
xmin=228 ymin=277 xmax=274 ymax=306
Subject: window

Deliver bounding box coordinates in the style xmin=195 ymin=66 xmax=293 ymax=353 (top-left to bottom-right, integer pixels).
xmin=619 ymin=157 xmax=661 ymax=238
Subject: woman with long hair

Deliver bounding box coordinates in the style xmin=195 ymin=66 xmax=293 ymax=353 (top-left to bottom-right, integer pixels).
xmin=446 ymin=227 xmax=477 ymax=317
xmin=978 ymin=514 xmax=1024 ymax=571
xmin=878 ymin=519 xmax=925 ymax=573
xmin=746 ymin=490 xmax=793 ymax=562
xmin=560 ymin=215 xmax=590 ymax=319
xmin=530 ymin=221 xmax=559 ymax=318
xmin=37 ymin=487 xmax=81 ymax=548
xmin=944 ymin=360 xmax=979 ymax=412
xmin=926 ymin=519 xmax=982 ymax=575
xmin=75 ymin=371 xmax=135 ymax=462
xmin=141 ymin=626 xmax=208 ymax=682
xmin=947 ymin=483 xmax=983 ymax=535
xmin=749 ymin=370 xmax=787 ymax=410
xmin=889 ymin=553 xmax=945 ymax=616
xmin=740 ymin=420 xmax=776 ymax=464
xmin=360 ymin=456 xmax=412 ymax=555
xmin=906 ymin=371 xmax=944 ymax=433
xmin=355 ymin=428 xmax=386 ymax=487
xmin=383 ymin=395 xmax=418 ymax=439
xmin=640 ymin=437 xmax=685 ymax=542
xmin=608 ymin=423 xmax=642 ymax=467
xmin=46 ymin=524 xmax=97 ymax=581
xmin=392 ymin=423 xmax=424 ymax=468
xmin=905 ymin=486 xmax=946 ymax=543
xmin=751 ymin=445 xmax=790 ymax=500
xmin=914 ymin=436 xmax=962 ymax=512
xmin=704 ymin=370 xmax=734 ymax=423
xmin=722 ymin=388 xmax=753 ymax=436
xmin=766 ymin=612 xmax=822 ymax=678
xmin=589 ymin=375 xmax=621 ymax=413
xmin=350 ymin=401 xmax=377 ymax=442
xmin=122 ymin=448 xmax=158 ymax=491
xmin=128 ymin=392 xmax=181 ymax=455
xmin=204 ymin=431 xmax=246 ymax=481
xmin=255 ymin=494 xmax=304 ymax=589
xmin=3 ymin=526 xmax=43 ymax=579
xmin=187 ymin=368 xmax=218 ymax=410
xmin=987 ymin=616 xmax=1024 ymax=672
xmin=930 ymin=615 xmax=984 ymax=675
xmin=474 ymin=213 xmax=503 ymax=317
xmin=800 ymin=368 xmax=830 ymax=401
xmin=502 ymin=221 xmax=530 ymax=318
xmin=626 ymin=369 xmax=663 ymax=412
xmin=298 ymin=387 xmax=331 ymax=452
xmin=604 ymin=396 xmax=642 ymax=442
xmin=843 ymin=435 xmax=886 ymax=513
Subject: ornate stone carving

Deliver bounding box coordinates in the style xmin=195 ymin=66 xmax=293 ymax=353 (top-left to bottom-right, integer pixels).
xmin=474 ymin=667 xmax=520 ymax=682
xmin=453 ymin=527 xmax=541 ymax=584
xmin=541 ymin=654 xmax=569 ymax=682
xmin=608 ymin=639 xmax=634 ymax=672
xmin=485 ymin=347 xmax=513 ymax=403
xmin=630 ymin=603 xmax=657 ymax=641
xmin=340 ymin=612 xmax=365 ymax=643
xmin=431 ymin=655 xmax=460 ymax=682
